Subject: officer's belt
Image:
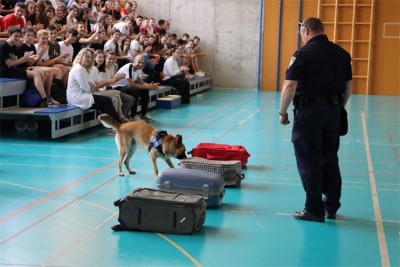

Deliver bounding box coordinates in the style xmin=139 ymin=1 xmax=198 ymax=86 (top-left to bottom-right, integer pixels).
xmin=294 ymin=93 xmax=344 ymax=109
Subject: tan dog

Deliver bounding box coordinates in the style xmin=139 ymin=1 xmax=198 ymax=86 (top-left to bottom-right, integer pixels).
xmin=98 ymin=114 xmax=187 ymax=178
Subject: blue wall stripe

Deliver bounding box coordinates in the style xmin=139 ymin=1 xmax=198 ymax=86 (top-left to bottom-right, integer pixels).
xmin=276 ymin=0 xmax=283 ymax=92
xmin=257 ymin=0 xmax=264 ymax=91
xmin=297 ymin=0 xmax=303 ymax=49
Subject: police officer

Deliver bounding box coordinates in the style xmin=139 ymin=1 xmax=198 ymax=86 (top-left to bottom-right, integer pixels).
xmin=279 ymin=17 xmax=352 ymax=222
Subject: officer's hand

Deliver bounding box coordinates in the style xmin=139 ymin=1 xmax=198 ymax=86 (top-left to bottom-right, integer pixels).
xmin=279 ymin=112 xmax=290 ymax=125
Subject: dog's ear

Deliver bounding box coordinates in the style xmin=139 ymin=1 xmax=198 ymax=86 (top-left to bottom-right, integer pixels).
xmin=176 ymin=134 xmax=183 ymax=147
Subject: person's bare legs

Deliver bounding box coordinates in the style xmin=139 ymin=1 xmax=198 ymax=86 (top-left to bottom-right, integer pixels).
xmin=54 ymin=64 xmax=69 ymax=86
xmin=190 ymin=57 xmax=200 ymax=73
xmin=26 ymin=70 xmax=46 ymax=98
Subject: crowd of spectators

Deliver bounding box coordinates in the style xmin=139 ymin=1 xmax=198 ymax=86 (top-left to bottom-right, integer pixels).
xmin=0 ymin=0 xmax=208 ymax=130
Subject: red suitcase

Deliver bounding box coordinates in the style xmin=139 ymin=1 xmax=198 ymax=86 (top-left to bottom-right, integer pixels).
xmin=189 ymin=143 xmax=250 ymax=168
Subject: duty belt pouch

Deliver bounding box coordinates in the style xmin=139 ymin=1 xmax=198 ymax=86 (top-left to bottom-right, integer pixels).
xmin=339 ymin=106 xmax=348 ymax=136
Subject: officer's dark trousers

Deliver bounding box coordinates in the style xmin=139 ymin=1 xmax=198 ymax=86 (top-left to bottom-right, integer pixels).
xmin=292 ymin=104 xmax=342 ymax=216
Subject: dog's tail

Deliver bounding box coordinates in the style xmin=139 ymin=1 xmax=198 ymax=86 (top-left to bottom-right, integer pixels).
xmin=98 ymin=114 xmax=121 ymax=130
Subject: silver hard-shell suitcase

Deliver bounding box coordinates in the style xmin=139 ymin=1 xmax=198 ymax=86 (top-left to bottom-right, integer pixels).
xmin=179 ymin=157 xmax=245 ymax=187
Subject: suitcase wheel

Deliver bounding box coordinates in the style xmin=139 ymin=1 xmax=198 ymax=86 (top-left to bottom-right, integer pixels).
xmin=111 ymin=224 xmax=123 ymax=231
xmin=113 ymin=199 xmax=122 ymax=207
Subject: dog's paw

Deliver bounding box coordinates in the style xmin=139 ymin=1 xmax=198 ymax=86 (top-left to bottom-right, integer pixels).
xmin=129 ymin=170 xmax=136 ymax=174
xmin=119 ymin=173 xmax=125 ymax=176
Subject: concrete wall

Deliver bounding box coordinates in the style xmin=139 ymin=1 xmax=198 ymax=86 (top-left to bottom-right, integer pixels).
xmin=136 ymin=0 xmax=261 ymax=90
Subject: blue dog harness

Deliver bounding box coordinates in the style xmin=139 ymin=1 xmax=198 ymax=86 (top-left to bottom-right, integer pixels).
xmin=149 ymin=130 xmax=168 ymax=155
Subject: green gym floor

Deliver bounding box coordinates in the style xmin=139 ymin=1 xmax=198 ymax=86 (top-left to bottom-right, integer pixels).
xmin=0 ymin=89 xmax=399 ymax=266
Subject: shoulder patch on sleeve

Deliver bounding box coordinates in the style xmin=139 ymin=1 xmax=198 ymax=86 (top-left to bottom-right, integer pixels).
xmin=288 ymin=56 xmax=296 ymax=69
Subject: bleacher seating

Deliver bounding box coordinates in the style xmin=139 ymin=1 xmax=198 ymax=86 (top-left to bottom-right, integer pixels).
xmin=0 ymin=75 xmax=212 ymax=138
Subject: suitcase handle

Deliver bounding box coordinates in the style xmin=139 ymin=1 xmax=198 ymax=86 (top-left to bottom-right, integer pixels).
xmin=206 ymin=153 xmax=228 ymax=160
xmin=203 ymin=184 xmax=209 ymax=200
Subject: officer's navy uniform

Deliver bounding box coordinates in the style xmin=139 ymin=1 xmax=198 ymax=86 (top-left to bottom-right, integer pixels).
xmin=286 ymin=34 xmax=352 ymax=217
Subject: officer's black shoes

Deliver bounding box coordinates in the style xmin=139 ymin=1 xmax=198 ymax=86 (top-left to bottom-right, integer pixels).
xmin=325 ymin=213 xmax=337 ymax=219
xmin=293 ymin=210 xmax=325 ymax=222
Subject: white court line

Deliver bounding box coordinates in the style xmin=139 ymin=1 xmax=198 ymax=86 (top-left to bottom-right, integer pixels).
xmin=0 ymin=152 xmax=116 ymax=160
xmin=372 ymin=219 xmax=400 ymax=223
xmin=251 ymin=176 xmax=368 ymax=184
xmin=282 ymin=139 xmax=350 ymax=144
xmin=228 ymin=109 xmax=246 ymax=120
xmin=0 ymin=143 xmax=117 ymax=151
xmin=0 ymin=163 xmax=105 ymax=170
xmin=253 ymin=181 xmax=371 ymax=190
xmin=379 ymin=189 xmax=400 ymax=192
xmin=230 ymin=210 xmax=254 ymax=214
xmin=361 ymin=112 xmax=390 ymax=267
xmin=276 ymin=213 xmax=348 ymax=220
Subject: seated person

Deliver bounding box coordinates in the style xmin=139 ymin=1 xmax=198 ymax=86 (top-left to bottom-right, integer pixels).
xmin=59 ymin=28 xmax=77 ymax=67
xmin=17 ymin=26 xmax=61 ymax=105
xmin=162 ymin=47 xmax=190 ymax=104
xmin=112 ymin=55 xmax=160 ymax=123
xmin=2 ymin=2 xmax=25 ymax=31
xmin=67 ymin=48 xmax=122 ymax=126
xmin=35 ymin=29 xmax=69 ymax=86
xmin=104 ymin=28 xmax=130 ymax=68
xmin=0 ymin=26 xmax=57 ymax=107
xmin=0 ymin=2 xmax=9 ymax=39
xmin=112 ymin=16 xmax=134 ymax=38
xmin=72 ymin=21 xmax=101 ymax=60
xmin=185 ymin=39 xmax=203 ymax=76
xmin=91 ymin=49 xmax=134 ymax=123
xmin=89 ymin=29 xmax=107 ymax=51
xmin=47 ymin=25 xmax=71 ymax=85
xmin=1 ymin=0 xmax=19 ymax=15
xmin=192 ymin=36 xmax=207 ymax=75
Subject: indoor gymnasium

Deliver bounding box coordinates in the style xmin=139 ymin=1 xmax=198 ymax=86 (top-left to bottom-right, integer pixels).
xmin=0 ymin=0 xmax=399 ymax=266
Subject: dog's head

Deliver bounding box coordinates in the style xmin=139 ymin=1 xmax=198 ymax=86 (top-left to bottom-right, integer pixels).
xmin=163 ymin=134 xmax=187 ymax=159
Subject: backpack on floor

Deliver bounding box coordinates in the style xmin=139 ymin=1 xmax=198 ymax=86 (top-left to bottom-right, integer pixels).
xmin=21 ymin=86 xmax=42 ymax=107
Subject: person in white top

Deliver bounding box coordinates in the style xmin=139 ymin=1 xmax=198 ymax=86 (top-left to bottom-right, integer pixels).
xmin=112 ymin=55 xmax=160 ymax=122
xmin=35 ymin=30 xmax=69 ymax=85
xmin=162 ymin=47 xmax=191 ymax=104
xmin=90 ymin=49 xmax=134 ymax=123
xmin=67 ymin=48 xmax=121 ymax=126
xmin=59 ymin=28 xmax=77 ymax=66
xmin=104 ymin=29 xmax=131 ymax=68
xmin=112 ymin=17 xmax=134 ymax=37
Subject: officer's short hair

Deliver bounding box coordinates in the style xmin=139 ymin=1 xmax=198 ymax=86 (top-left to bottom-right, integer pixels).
xmin=302 ymin=17 xmax=324 ymax=34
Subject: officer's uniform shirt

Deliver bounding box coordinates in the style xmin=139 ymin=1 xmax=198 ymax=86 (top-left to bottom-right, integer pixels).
xmin=285 ymin=34 xmax=352 ymax=96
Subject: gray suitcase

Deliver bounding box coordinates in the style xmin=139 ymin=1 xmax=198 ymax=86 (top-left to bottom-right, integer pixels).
xmin=112 ymin=188 xmax=206 ymax=234
xmin=179 ymin=157 xmax=245 ymax=187
xmin=157 ymin=168 xmax=225 ymax=208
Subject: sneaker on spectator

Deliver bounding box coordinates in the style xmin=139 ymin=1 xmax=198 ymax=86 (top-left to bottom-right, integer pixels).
xmin=194 ymin=72 xmax=204 ymax=77
xmin=39 ymin=99 xmax=47 ymax=107
xmin=141 ymin=113 xmax=156 ymax=123
xmin=51 ymin=97 xmax=60 ymax=105
xmin=130 ymin=115 xmax=145 ymax=122
xmin=185 ymin=74 xmax=194 ymax=79
xmin=106 ymin=129 xmax=116 ymax=135
xmin=44 ymin=97 xmax=59 ymax=108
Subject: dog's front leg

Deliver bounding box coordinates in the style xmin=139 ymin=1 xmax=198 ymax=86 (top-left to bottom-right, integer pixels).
xmin=150 ymin=155 xmax=159 ymax=179
xmin=164 ymin=157 xmax=174 ymax=168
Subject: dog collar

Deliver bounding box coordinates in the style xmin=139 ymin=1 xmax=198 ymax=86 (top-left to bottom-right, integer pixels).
xmin=149 ymin=130 xmax=168 ymax=155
